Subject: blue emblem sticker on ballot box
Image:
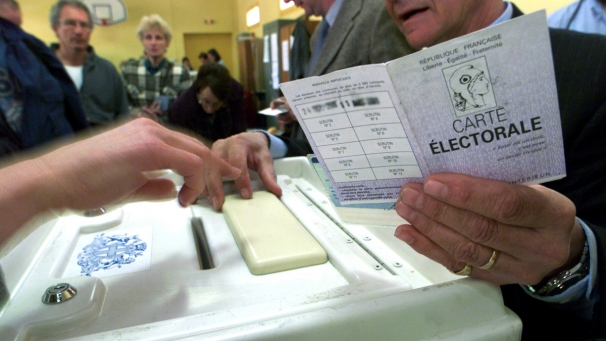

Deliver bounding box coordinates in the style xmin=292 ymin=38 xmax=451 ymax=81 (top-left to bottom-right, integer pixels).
xmin=77 ymin=233 xmax=147 ymax=276
xmin=63 ymin=227 xmax=153 ymax=278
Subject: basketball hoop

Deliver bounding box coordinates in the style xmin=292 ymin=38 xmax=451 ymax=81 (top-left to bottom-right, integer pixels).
xmin=81 ymin=0 xmax=127 ymax=26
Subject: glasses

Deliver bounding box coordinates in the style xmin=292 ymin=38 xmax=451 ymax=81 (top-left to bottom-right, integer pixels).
xmin=61 ymin=19 xmax=91 ymax=30
xmin=197 ymin=94 xmax=224 ymax=113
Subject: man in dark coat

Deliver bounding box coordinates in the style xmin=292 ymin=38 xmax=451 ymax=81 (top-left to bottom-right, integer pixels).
xmin=383 ymin=1 xmax=606 ymax=340
xmin=0 ymin=15 xmax=88 ymax=156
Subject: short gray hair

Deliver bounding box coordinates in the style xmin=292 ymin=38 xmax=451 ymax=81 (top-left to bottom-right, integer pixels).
xmin=50 ymin=0 xmax=93 ymax=30
xmin=137 ymin=14 xmax=172 ymax=45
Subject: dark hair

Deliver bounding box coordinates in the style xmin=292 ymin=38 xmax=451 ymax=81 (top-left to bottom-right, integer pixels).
xmin=207 ymin=48 xmax=221 ymax=62
xmin=194 ymin=63 xmax=231 ymax=103
xmin=198 ymin=52 xmax=207 ymax=59
xmin=182 ymin=56 xmax=190 ymax=63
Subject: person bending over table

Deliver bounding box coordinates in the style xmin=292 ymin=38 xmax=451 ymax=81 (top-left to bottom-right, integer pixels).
xmin=166 ymin=63 xmax=245 ymax=142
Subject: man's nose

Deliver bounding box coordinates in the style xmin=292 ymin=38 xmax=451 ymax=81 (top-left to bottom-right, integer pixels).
xmin=73 ymin=22 xmax=88 ymax=33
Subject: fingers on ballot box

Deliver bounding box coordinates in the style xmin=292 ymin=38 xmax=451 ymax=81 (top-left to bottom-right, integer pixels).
xmin=0 ymin=157 xmax=521 ymax=341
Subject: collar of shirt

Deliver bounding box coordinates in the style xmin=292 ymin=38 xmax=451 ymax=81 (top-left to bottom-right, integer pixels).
xmin=589 ymin=0 xmax=606 ymax=24
xmin=491 ymin=1 xmax=514 ymax=27
xmin=144 ymin=58 xmax=166 ymax=75
xmin=324 ymin=0 xmax=344 ymax=28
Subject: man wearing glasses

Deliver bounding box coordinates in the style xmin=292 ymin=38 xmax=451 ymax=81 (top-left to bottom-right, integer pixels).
xmin=50 ymin=0 xmax=129 ymax=126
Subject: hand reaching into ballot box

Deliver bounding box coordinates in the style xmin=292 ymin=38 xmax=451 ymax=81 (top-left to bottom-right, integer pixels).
xmin=0 ymin=118 xmax=241 ymax=242
xmin=208 ymin=132 xmax=282 ymax=210
xmin=394 ymin=173 xmax=586 ymax=287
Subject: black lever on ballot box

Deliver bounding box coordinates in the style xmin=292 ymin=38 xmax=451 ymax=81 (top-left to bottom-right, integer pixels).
xmin=190 ymin=208 xmax=215 ymax=270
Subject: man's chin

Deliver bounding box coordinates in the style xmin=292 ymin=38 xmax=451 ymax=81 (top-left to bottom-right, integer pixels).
xmin=70 ymin=42 xmax=88 ymax=48
xmin=402 ymin=30 xmax=436 ymax=50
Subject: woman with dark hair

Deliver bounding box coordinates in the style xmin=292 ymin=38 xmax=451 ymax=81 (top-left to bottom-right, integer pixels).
xmin=207 ymin=48 xmax=225 ymax=66
xmin=167 ymin=63 xmax=245 ymax=141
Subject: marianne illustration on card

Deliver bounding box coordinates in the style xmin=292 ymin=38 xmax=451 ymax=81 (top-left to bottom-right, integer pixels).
xmin=443 ymin=57 xmax=497 ymax=117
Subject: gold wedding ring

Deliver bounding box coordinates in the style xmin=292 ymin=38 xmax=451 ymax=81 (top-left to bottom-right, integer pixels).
xmin=478 ymin=249 xmax=500 ymax=270
xmin=451 ymin=264 xmax=472 ymax=276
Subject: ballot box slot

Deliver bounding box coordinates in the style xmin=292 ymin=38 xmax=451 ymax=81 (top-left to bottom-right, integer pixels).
xmin=191 ymin=208 xmax=215 ymax=270
xmin=294 ymin=184 xmax=396 ymax=275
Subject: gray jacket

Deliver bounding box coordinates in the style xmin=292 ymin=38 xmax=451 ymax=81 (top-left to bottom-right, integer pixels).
xmin=309 ymin=0 xmax=414 ymax=76
xmin=51 ymin=44 xmax=129 ymax=125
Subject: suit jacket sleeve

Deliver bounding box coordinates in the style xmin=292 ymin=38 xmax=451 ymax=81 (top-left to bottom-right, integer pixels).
xmin=501 ymin=27 xmax=606 ymax=341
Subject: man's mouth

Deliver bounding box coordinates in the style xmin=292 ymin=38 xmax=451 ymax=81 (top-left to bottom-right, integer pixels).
xmin=402 ymin=7 xmax=428 ymax=21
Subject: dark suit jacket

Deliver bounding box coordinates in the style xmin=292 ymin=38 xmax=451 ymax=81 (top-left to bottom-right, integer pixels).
xmin=499 ymin=6 xmax=606 ymax=341
xmin=289 ymin=20 xmax=311 ymax=81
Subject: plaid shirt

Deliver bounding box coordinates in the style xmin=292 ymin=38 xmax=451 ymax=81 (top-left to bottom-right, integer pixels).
xmin=121 ymin=58 xmax=192 ymax=110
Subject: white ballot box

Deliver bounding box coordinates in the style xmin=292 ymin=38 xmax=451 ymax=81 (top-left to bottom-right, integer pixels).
xmin=0 ymin=157 xmax=521 ymax=340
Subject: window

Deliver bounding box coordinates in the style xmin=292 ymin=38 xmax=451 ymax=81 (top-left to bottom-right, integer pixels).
xmin=246 ymin=5 xmax=260 ymax=27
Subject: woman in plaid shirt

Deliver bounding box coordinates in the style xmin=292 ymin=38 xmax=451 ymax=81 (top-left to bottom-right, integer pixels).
xmin=121 ymin=14 xmax=191 ymax=124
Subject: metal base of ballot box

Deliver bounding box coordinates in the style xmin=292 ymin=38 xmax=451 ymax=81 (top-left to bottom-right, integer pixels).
xmin=0 ymin=157 xmax=521 ymax=340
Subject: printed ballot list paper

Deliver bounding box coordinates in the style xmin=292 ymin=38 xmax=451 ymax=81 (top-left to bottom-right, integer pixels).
xmin=280 ymin=11 xmax=565 ymax=210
